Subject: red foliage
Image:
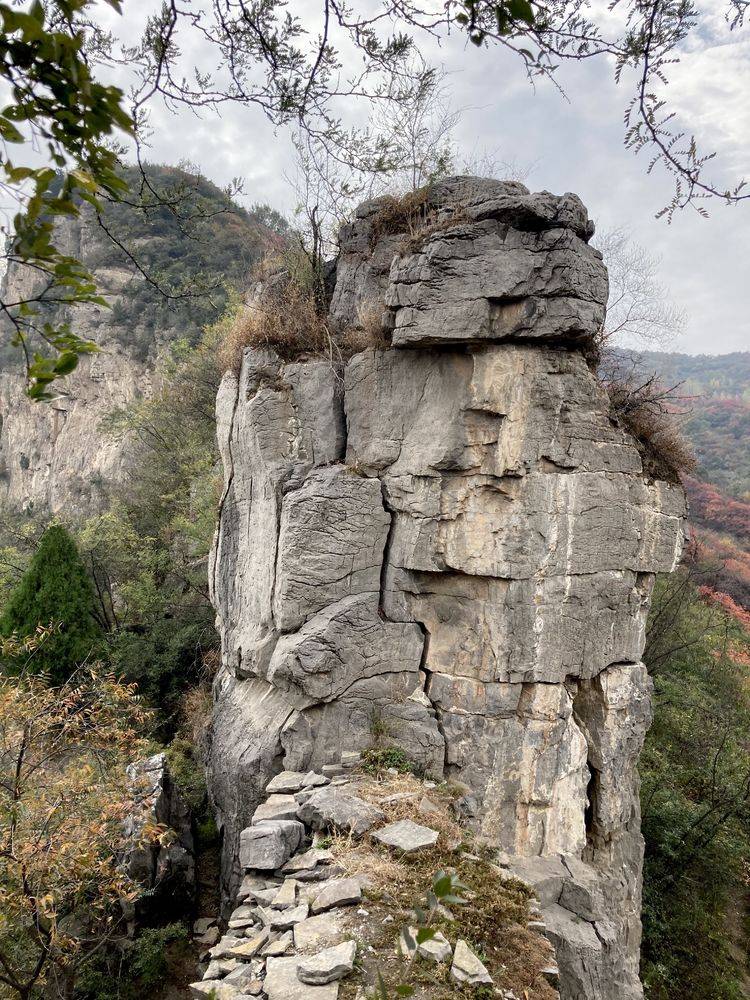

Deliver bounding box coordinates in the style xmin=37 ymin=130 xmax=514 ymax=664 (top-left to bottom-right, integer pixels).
xmin=685 ymin=476 xmax=750 ymax=539
xmin=698 ymin=585 xmax=750 ymax=631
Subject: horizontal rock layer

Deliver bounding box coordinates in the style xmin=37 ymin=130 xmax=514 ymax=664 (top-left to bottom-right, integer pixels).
xmin=209 ymin=177 xmax=686 ymax=1000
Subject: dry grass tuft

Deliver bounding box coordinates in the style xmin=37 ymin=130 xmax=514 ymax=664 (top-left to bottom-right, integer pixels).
xmin=329 ymin=771 xmax=558 ymax=1000
xmin=217 ymin=277 xmax=334 ymax=375
xmin=339 ymin=301 xmax=391 ymax=356
xmin=605 ymin=371 xmax=696 ymax=482
xmin=398 ymin=208 xmax=470 ymax=254
xmin=369 ymin=187 xmax=469 ymax=256
xmin=369 ymin=187 xmax=433 ymax=247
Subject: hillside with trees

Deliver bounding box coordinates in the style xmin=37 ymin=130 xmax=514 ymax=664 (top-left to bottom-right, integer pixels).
xmin=627 ymin=351 xmax=750 ymax=631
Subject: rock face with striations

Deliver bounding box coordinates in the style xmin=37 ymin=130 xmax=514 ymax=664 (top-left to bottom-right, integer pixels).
xmin=208 ymin=177 xmax=686 ymax=1000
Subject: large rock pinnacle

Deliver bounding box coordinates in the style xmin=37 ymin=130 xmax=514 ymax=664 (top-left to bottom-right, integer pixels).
xmin=208 ymin=177 xmax=687 ymax=1000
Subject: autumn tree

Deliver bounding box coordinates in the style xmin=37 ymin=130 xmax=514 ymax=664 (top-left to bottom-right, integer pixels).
xmin=0 ymin=526 xmax=104 ymax=684
xmin=0 ymin=667 xmax=156 ymax=1000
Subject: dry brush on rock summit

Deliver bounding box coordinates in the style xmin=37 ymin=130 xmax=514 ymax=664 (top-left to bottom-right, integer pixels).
xmin=208 ymin=177 xmax=687 ymax=1000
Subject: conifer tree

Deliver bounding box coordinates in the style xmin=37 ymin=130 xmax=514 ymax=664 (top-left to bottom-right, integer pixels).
xmin=0 ymin=526 xmax=104 ymax=683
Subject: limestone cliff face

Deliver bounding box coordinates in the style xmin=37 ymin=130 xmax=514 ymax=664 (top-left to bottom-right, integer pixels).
xmin=208 ymin=178 xmax=687 ymax=1000
xmin=0 ymin=216 xmax=154 ymax=516
xmin=0 ymin=168 xmax=269 ymax=517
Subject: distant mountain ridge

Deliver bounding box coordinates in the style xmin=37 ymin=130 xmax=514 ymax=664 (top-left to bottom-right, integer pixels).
xmin=625 ymin=349 xmax=750 ymax=502
xmin=631 ymin=349 xmax=750 ymax=618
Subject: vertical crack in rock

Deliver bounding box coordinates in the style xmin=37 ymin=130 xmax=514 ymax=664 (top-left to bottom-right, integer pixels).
xmin=208 ymin=177 xmax=687 ymax=998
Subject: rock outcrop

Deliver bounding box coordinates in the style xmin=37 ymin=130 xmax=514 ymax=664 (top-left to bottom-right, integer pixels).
xmin=208 ymin=177 xmax=687 ymax=1000
xmin=122 ymin=753 xmax=196 ymax=924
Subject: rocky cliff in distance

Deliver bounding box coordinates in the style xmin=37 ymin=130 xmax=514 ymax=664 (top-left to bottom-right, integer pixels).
xmin=0 ymin=264 xmax=154 ymax=515
xmin=208 ymin=177 xmax=687 ymax=1000
xmin=0 ymin=165 xmax=276 ymax=517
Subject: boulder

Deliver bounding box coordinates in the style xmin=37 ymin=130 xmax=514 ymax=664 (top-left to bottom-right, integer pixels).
xmin=266 ymin=771 xmax=308 ymax=794
xmin=297 ymin=940 xmax=357 ymax=984
xmin=239 ymin=820 xmax=304 ymax=871
xmin=372 ymin=819 xmax=439 ymax=854
xmin=451 ymin=939 xmax=493 ymax=985
xmin=297 ymin=788 xmax=385 ymax=837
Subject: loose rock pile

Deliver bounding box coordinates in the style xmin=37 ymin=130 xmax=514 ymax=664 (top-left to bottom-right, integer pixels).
xmin=189 ymin=761 xmax=539 ymax=999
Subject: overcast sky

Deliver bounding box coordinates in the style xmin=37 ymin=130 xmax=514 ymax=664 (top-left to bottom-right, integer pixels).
xmin=95 ymin=2 xmax=750 ymax=355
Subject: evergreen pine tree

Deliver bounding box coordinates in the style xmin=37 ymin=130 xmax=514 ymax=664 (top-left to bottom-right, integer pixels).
xmin=0 ymin=525 xmax=104 ymax=683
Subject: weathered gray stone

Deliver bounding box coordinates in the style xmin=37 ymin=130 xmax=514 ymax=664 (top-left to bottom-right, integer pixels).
xmin=297 ymin=940 xmax=357 ymax=984
xmin=226 ymin=927 xmax=269 ymax=959
xmin=417 ymin=931 xmax=452 ymax=963
xmin=310 ymin=878 xmax=362 ymax=914
xmin=372 ymin=819 xmax=439 ymax=854
xmin=262 ymin=930 xmax=294 ymax=956
xmin=302 ymin=771 xmax=330 ymax=788
xmin=451 ymin=939 xmax=493 ymax=985
xmin=195 ymin=925 xmax=221 ymax=947
xmin=203 ymin=959 xmax=238 ymax=980
xmin=273 ymin=466 xmax=389 ymax=632
xmin=229 ymin=905 xmax=256 ymax=923
xmin=236 ymin=874 xmax=275 ymax=902
xmin=386 ymin=222 xmax=607 ymax=347
xmin=294 ymin=863 xmax=345 ymax=883
xmin=264 ymin=956 xmax=340 ymax=1000
xmin=190 ymin=981 xmax=243 ymax=1000
xmin=297 ymin=788 xmax=385 ymax=836
xmin=281 ymin=848 xmax=333 ymax=874
xmin=266 ymin=770 xmax=307 ymax=794
xmin=259 ymin=901 xmax=310 ymax=929
xmin=122 ymin=753 xmax=195 ymax=922
xmin=272 ymin=878 xmax=298 ymax=908
xmin=294 ymin=911 xmax=348 ymax=952
xmin=268 ymin=593 xmax=424 ymax=702
xmin=194 ymin=917 xmax=217 ymax=936
xmin=251 ymin=794 xmax=300 ymax=824
xmin=239 ymin=820 xmax=303 ymax=871
xmin=223 ymin=964 xmax=261 ymax=989
xmin=210 ymin=935 xmax=246 ymax=960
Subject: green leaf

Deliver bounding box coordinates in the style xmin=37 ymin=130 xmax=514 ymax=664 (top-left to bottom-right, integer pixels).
xmin=442 ymin=893 xmax=467 ymax=905
xmin=415 ymin=927 xmax=437 ymax=944
xmin=508 ymin=0 xmax=535 ymax=25
xmin=433 ymin=873 xmax=452 ymax=898
xmin=0 ymin=116 xmax=23 ymax=142
xmin=54 ymin=352 xmax=80 ymax=376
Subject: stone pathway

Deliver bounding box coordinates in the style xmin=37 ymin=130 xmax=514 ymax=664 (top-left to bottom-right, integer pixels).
xmin=190 ymin=756 xmax=386 ymax=999
xmin=189 ymin=756 xmax=556 ymax=999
